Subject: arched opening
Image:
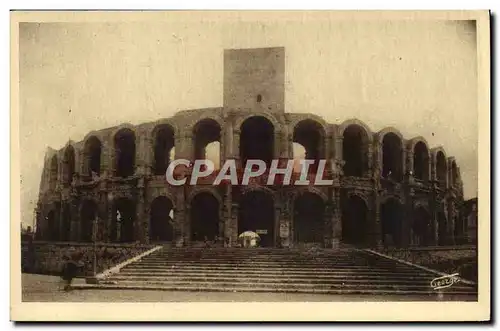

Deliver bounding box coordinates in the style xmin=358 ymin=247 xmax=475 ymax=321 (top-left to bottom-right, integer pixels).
xmin=381 ymin=198 xmax=403 ymax=247
xmin=46 ymin=209 xmax=58 ymax=241
xmin=342 ymin=125 xmax=369 ymax=177
xmin=61 ymin=203 xmax=71 ymax=241
xmin=240 ymin=116 xmax=274 ymax=168
xmin=112 ymin=197 xmax=136 ymax=242
xmin=238 ymin=190 xmax=275 ymax=247
xmin=451 ymin=161 xmax=459 ymax=187
xmin=84 ymin=136 xmax=102 ymax=179
xmin=293 ymin=192 xmax=325 ymax=245
xmin=341 ymin=193 xmax=369 ymax=246
xmin=149 ymin=196 xmax=174 ymax=242
xmin=413 ymin=207 xmax=433 ymax=246
xmin=80 ymin=200 xmax=98 ymax=242
xmin=437 ymin=210 xmax=447 ymax=245
xmin=114 ymin=128 xmax=136 ymax=178
xmin=62 ymin=145 xmax=75 ymax=186
xmin=190 ymin=192 xmax=220 ymax=242
xmin=193 ymin=119 xmax=221 ymax=169
xmin=293 ymin=120 xmax=325 ymax=173
xmin=382 ymin=133 xmax=403 ymax=181
xmin=413 ymin=142 xmax=429 ymax=181
xmin=153 ymin=124 xmax=175 ymax=176
xmin=436 ymin=151 xmax=447 ymax=187
xmin=49 ymin=155 xmax=58 ymax=190
xmin=292 ymin=142 xmax=306 ymax=173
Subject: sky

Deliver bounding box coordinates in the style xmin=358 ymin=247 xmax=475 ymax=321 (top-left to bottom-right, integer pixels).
xmin=19 ymin=16 xmax=478 ymax=226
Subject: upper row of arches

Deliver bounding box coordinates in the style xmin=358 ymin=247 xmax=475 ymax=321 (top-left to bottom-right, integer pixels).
xmin=46 ymin=115 xmax=461 ymax=189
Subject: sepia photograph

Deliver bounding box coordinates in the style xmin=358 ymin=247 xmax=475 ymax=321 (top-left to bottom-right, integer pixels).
xmin=10 ymin=10 xmax=490 ymax=321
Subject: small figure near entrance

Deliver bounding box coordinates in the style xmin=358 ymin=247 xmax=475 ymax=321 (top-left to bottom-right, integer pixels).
xmin=238 ymin=231 xmax=260 ymax=248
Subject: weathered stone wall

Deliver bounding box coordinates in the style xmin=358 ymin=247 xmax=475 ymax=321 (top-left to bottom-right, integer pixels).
xmin=21 ymin=241 xmax=156 ymax=277
xmin=375 ymin=245 xmax=477 ymax=282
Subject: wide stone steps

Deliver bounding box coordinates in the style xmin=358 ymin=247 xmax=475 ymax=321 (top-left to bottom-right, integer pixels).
xmin=119 ymin=267 xmax=422 ymax=275
xmin=89 ymin=283 xmax=475 ymax=297
xmin=114 ymin=271 xmax=434 ymax=280
xmin=107 ymin=275 xmax=466 ymax=287
xmin=92 ymin=248 xmax=477 ymax=297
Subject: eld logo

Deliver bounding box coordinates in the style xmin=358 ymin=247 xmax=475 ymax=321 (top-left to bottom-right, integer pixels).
xmin=430 ymin=273 xmax=460 ymax=290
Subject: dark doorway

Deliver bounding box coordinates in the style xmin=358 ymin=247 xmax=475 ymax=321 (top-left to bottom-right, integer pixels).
xmin=80 ymin=200 xmax=98 ymax=242
xmin=381 ymin=198 xmax=403 ymax=247
xmin=63 ymin=145 xmax=76 ymax=186
xmin=343 ymin=125 xmax=369 ymax=177
xmin=238 ymin=190 xmax=275 ymax=247
xmin=84 ymin=136 xmax=102 ymax=178
xmin=413 ymin=207 xmax=433 ymax=246
xmin=240 ymin=116 xmax=274 ymax=168
xmin=149 ymin=196 xmax=174 ymax=242
xmin=114 ymin=128 xmax=136 ymax=178
xmin=193 ymin=119 xmax=221 ymax=167
xmin=293 ymin=192 xmax=325 ymax=245
xmin=382 ymin=133 xmax=403 ymax=181
xmin=112 ymin=198 xmax=136 ymax=242
xmin=153 ymin=124 xmax=175 ymax=176
xmin=293 ymin=119 xmax=325 ymax=173
xmin=413 ymin=142 xmax=429 ymax=181
xmin=190 ymin=192 xmax=220 ymax=242
xmin=341 ymin=193 xmax=369 ymax=246
xmin=436 ymin=151 xmax=447 ymax=188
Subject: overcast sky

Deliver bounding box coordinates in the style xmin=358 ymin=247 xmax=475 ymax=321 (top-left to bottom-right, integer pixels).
xmin=19 ymin=16 xmax=478 ymax=226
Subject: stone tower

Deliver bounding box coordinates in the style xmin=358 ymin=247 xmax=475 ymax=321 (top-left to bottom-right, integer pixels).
xmin=223 ymin=47 xmax=285 ymax=113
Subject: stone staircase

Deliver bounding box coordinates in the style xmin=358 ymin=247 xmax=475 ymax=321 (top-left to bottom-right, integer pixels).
xmin=92 ymin=247 xmax=478 ymax=298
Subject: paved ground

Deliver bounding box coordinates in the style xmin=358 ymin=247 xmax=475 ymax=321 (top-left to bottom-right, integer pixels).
xmin=21 ymin=273 xmax=475 ymax=302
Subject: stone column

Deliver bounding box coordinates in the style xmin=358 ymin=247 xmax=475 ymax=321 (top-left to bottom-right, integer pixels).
xmin=375 ymin=139 xmax=383 ymax=178
xmin=224 ymin=119 xmax=234 ymax=163
xmin=402 ymin=189 xmax=414 ymax=247
xmin=222 ymin=184 xmax=232 ymax=246
xmin=233 ymin=129 xmax=241 ymax=161
xmin=371 ymin=193 xmax=382 ymax=248
xmin=430 ymin=154 xmax=437 ymax=183
xmin=324 ymin=127 xmax=333 ymax=162
xmin=287 ymin=133 xmax=294 ymax=159
xmin=280 ymin=192 xmax=291 ymax=248
xmin=97 ymin=191 xmax=109 ymax=242
xmin=447 ymin=200 xmax=456 ymax=245
xmin=335 ymin=134 xmax=343 ymax=163
xmin=274 ymin=205 xmax=281 ymax=247
xmin=143 ymin=135 xmax=153 ymax=176
xmin=430 ymin=187 xmax=439 ymax=246
xmin=230 ymin=203 xmax=239 ymax=247
xmin=331 ymin=188 xmax=342 ymax=248
xmin=135 ymin=182 xmax=146 ymax=243
xmin=70 ymin=198 xmax=80 ymax=241
xmin=280 ymin=125 xmax=289 ymax=158
xmin=175 ymin=189 xmax=188 ymax=247
xmin=59 ymin=202 xmax=67 ymax=241
xmin=406 ymin=148 xmax=414 ymax=177
xmin=367 ymin=141 xmax=374 ymax=178
xmin=323 ymin=197 xmax=333 ymax=248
